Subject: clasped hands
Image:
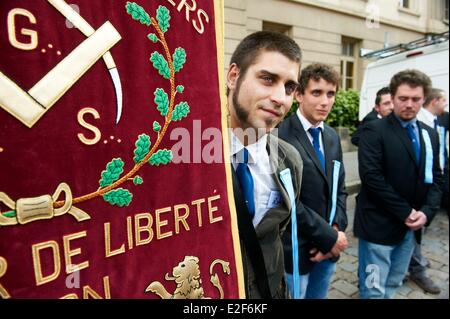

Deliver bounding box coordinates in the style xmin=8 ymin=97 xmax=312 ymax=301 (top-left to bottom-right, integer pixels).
xmin=310 ymin=225 xmax=348 ymax=262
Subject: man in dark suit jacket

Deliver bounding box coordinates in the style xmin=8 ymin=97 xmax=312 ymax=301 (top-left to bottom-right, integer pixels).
xmin=354 ymin=70 xmax=443 ymax=299
xmin=438 ymin=110 xmax=449 ymax=213
xmin=279 ymin=63 xmax=348 ymax=299
xmin=226 ymin=31 xmax=341 ymax=299
xmin=351 ymin=87 xmax=393 ymax=146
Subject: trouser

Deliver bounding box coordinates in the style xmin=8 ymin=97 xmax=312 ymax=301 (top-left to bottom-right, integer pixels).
xmin=408 ymin=230 xmax=428 ymax=276
xmin=358 ymin=230 xmax=414 ymax=299
xmin=285 ymin=259 xmax=337 ymax=299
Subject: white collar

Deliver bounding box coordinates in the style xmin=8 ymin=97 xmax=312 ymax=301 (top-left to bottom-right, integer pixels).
xmin=421 ymin=107 xmax=437 ymax=122
xmin=230 ymin=131 xmax=268 ymax=164
xmin=296 ymin=109 xmax=324 ymax=132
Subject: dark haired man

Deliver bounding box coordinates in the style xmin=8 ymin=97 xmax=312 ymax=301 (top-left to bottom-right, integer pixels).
xmin=227 ymin=30 xmax=302 ymax=299
xmin=351 ymin=87 xmax=393 ymax=146
xmin=407 ymin=88 xmax=448 ymax=294
xmin=355 ymin=69 xmax=443 ymax=298
xmin=227 ymin=31 xmax=340 ymax=299
xmin=278 ymin=63 xmax=348 ymax=299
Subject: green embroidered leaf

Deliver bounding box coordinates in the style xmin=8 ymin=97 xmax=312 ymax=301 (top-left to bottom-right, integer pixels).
xmin=172 ymin=102 xmax=190 ymax=122
xmin=173 ymin=48 xmax=186 ymax=73
xmin=133 ymin=176 xmax=143 ymax=185
xmin=153 ymin=121 xmax=161 ymax=132
xmin=103 ymin=188 xmax=133 ymax=207
xmin=147 ymin=33 xmax=158 ymax=43
xmin=99 ymin=158 xmax=125 ymax=188
xmin=125 ymin=2 xmax=151 ymax=26
xmin=154 ymin=88 xmax=169 ymax=116
xmin=156 ymin=6 xmax=171 ymax=33
xmin=176 ymin=85 xmax=184 ymax=93
xmin=150 ymin=52 xmax=171 ymax=79
xmin=133 ymin=134 xmax=151 ymax=164
xmin=3 ymin=210 xmax=16 ymax=218
xmin=149 ymin=149 xmax=173 ymax=166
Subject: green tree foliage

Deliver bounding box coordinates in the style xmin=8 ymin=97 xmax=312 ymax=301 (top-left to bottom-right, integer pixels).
xmin=283 ymin=90 xmax=359 ymax=134
xmin=325 ymin=90 xmax=359 ymax=134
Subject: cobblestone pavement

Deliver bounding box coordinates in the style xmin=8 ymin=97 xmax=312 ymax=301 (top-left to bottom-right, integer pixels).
xmin=330 ymin=194 xmax=449 ymax=299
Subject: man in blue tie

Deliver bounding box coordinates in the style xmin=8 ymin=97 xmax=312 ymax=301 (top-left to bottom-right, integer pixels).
xmin=278 ymin=63 xmax=349 ymax=298
xmin=227 ymin=31 xmax=338 ymax=299
xmin=407 ymin=88 xmax=448 ymax=294
xmin=355 ymin=69 xmax=443 ymax=298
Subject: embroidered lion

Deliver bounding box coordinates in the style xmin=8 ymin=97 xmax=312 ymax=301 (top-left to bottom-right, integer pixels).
xmin=145 ymin=256 xmax=230 ymax=299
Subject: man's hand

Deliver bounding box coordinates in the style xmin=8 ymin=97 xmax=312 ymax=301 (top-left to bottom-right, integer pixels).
xmin=309 ymin=248 xmax=333 ymax=262
xmin=405 ymin=209 xmax=427 ymax=231
xmin=309 ymin=230 xmax=348 ymax=262
xmin=330 ymin=231 xmax=348 ymax=257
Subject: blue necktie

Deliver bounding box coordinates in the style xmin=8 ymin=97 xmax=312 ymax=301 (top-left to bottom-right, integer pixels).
xmin=406 ymin=123 xmax=420 ymax=164
xmin=434 ymin=118 xmax=438 ymax=130
xmin=236 ymin=148 xmax=255 ymax=218
xmin=309 ymin=127 xmax=326 ymax=171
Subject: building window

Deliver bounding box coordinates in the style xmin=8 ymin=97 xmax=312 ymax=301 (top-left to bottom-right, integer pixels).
xmin=400 ymin=0 xmax=410 ymax=9
xmin=445 ymin=0 xmax=449 ymax=22
xmin=262 ymin=21 xmax=293 ymax=37
xmin=340 ymin=37 xmax=359 ymax=90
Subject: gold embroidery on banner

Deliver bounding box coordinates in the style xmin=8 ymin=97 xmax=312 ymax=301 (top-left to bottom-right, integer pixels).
xmin=193 ymin=9 xmax=209 ymax=34
xmin=134 ymin=213 xmax=154 ymax=246
xmin=126 ymin=216 xmax=134 ymax=250
xmin=32 ymin=241 xmax=61 ymax=286
xmin=77 ymin=108 xmax=101 ymax=145
xmin=0 ymin=22 xmax=121 ymax=128
xmin=209 ymin=259 xmax=230 ymax=299
xmin=0 ymin=257 xmax=11 ymax=299
xmin=104 ymin=222 xmax=125 ymax=258
xmin=103 ymin=276 xmax=111 ymax=299
xmin=62 ymin=231 xmax=89 ymax=273
xmin=155 ymin=207 xmax=173 ymax=240
xmin=60 ymin=276 xmax=111 ymax=299
xmin=7 ymin=8 xmax=38 ymax=50
xmin=174 ymin=204 xmax=190 ymax=234
xmin=207 ymin=195 xmax=222 ymax=224
xmin=145 ymin=256 xmax=230 ymax=299
xmin=0 ymin=183 xmax=91 ymax=227
xmin=191 ymin=198 xmax=205 ymax=227
xmin=82 ymin=276 xmax=111 ymax=299
xmin=177 ymin=0 xmax=197 ymax=22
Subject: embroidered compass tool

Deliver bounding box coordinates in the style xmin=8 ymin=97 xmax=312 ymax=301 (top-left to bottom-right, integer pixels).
xmin=0 ymin=1 xmax=122 ymax=128
xmin=47 ymin=0 xmax=123 ymax=124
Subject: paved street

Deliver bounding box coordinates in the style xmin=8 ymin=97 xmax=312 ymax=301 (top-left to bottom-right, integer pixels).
xmin=329 ymin=152 xmax=449 ymax=299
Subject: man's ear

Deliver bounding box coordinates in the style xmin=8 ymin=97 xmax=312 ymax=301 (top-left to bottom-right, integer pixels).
xmin=294 ymin=90 xmax=303 ymax=104
xmin=374 ymin=105 xmax=380 ymax=113
xmin=227 ymin=63 xmax=240 ymax=91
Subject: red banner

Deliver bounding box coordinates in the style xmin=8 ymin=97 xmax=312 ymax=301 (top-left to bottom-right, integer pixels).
xmin=0 ymin=0 xmax=243 ymax=299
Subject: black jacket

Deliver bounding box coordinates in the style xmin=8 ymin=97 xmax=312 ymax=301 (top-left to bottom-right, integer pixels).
xmin=354 ymin=113 xmax=443 ymax=245
xmin=278 ymin=114 xmax=348 ymax=275
xmin=351 ymin=109 xmax=380 ymax=146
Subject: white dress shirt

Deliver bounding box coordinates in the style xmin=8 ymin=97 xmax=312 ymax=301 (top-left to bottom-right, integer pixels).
xmin=296 ymin=109 xmax=325 ymax=152
xmin=230 ymin=132 xmax=280 ymax=228
xmin=417 ymin=107 xmax=437 ymax=128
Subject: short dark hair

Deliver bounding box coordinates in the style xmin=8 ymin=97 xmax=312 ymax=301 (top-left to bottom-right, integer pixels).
xmin=298 ymin=63 xmax=340 ymax=94
xmin=228 ymin=31 xmax=302 ymax=92
xmin=389 ymin=69 xmax=432 ymax=99
xmin=375 ymin=87 xmax=391 ymax=105
xmin=424 ymin=88 xmax=445 ymax=107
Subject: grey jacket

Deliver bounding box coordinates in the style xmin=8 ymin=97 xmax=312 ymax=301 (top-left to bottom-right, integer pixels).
xmin=232 ymin=133 xmax=303 ymax=298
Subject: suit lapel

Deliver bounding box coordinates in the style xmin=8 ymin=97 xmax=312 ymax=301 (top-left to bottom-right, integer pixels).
xmin=389 ymin=114 xmax=419 ymax=168
xmin=417 ymin=122 xmax=426 ymax=176
xmin=322 ymin=127 xmax=334 ymax=185
xmin=267 ymin=135 xmax=291 ymax=211
xmin=290 ymin=116 xmax=328 ymax=180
